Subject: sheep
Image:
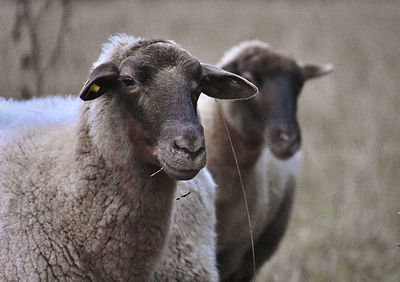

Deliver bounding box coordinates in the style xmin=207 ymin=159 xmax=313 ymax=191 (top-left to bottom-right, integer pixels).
xmin=0 ymin=34 xmax=258 ymax=282
xmin=198 ymin=40 xmax=333 ymax=282
xmin=0 ymin=96 xmax=80 ymax=145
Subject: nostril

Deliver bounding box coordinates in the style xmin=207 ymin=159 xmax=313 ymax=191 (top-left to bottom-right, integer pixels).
xmin=277 ymin=130 xmax=297 ymax=143
xmin=173 ymin=139 xmax=205 ymax=159
xmin=279 ymin=132 xmax=292 ymax=142
xmin=174 ymin=141 xmax=190 ymax=154
xmin=173 ymin=138 xmax=187 ymax=151
xmin=193 ymin=146 xmax=205 ymax=158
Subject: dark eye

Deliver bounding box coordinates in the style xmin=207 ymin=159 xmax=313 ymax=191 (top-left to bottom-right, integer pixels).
xmin=122 ymin=77 xmax=134 ymax=86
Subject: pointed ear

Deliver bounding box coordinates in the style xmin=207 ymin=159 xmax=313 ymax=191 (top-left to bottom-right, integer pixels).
xmin=301 ymin=63 xmax=333 ymax=80
xmin=200 ymin=63 xmax=258 ymax=100
xmin=79 ymin=62 xmax=120 ymax=101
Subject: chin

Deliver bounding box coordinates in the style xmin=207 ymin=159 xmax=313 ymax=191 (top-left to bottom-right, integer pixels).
xmin=271 ymin=148 xmax=297 ymax=160
xmin=162 ymin=161 xmax=201 ymax=180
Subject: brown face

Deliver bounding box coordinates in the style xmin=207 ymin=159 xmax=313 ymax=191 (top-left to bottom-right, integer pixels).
xmin=225 ymin=49 xmax=303 ymax=160
xmin=118 ymin=47 xmax=206 ymax=180
xmin=79 ymin=40 xmax=258 ymax=180
xmin=222 ymin=44 xmax=332 ymax=160
xmin=255 ymin=73 xmax=303 ymax=160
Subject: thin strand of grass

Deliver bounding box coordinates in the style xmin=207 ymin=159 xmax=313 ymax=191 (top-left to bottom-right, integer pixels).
xmin=215 ymin=99 xmax=256 ymax=282
xmin=150 ymin=165 xmax=164 ymax=177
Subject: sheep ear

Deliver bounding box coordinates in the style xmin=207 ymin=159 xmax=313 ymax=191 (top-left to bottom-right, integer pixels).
xmin=79 ymin=62 xmax=120 ymax=101
xmin=200 ymin=63 xmax=258 ymax=100
xmin=301 ymin=63 xmax=333 ymax=81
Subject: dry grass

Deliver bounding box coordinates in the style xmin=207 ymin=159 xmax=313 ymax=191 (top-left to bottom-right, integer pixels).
xmin=1 ymin=0 xmax=399 ymax=281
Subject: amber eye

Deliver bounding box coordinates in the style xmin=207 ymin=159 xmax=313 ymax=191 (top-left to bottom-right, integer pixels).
xmin=122 ymin=77 xmax=134 ymax=86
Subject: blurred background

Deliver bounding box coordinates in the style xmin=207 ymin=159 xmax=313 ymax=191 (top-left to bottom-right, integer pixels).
xmin=1 ymin=0 xmax=399 ymax=280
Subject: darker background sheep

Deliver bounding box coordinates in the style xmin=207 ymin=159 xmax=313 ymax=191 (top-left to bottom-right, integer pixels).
xmin=1 ymin=0 xmax=399 ymax=281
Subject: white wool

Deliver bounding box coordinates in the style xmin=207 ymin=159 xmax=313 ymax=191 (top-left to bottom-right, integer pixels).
xmin=218 ymin=40 xmax=270 ymax=67
xmin=273 ymin=150 xmax=302 ymax=179
xmin=92 ymin=33 xmax=142 ymax=69
xmin=92 ymin=33 xmax=178 ymax=69
xmin=186 ymin=166 xmax=216 ymax=200
xmin=0 ymin=96 xmax=81 ymax=145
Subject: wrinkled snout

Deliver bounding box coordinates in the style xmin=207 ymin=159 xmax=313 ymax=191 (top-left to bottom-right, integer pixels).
xmin=158 ymin=122 xmax=206 ymax=180
xmin=268 ymin=122 xmax=301 ymax=160
xmin=173 ymin=132 xmax=205 ymax=160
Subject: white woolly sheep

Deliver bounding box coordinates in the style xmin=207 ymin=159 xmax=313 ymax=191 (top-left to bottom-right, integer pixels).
xmin=0 ymin=34 xmax=258 ymax=281
xmin=198 ymin=40 xmax=333 ymax=282
xmin=0 ymin=96 xmax=80 ymax=145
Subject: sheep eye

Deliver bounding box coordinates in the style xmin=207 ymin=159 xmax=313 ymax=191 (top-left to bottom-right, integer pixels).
xmin=122 ymin=77 xmax=134 ymax=86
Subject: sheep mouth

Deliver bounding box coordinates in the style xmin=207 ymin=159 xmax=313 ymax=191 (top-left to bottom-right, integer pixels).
xmin=270 ymin=142 xmax=300 ymax=160
xmin=160 ymin=159 xmax=201 ymax=180
xmin=157 ymin=144 xmax=206 ymax=180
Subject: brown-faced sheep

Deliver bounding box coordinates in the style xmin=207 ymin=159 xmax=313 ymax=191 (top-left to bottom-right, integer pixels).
xmin=0 ymin=34 xmax=257 ymax=281
xmin=198 ymin=40 xmax=333 ymax=282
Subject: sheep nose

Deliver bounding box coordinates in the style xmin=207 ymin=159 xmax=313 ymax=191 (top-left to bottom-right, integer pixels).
xmin=278 ymin=131 xmax=296 ymax=143
xmin=174 ymin=135 xmax=205 ymax=159
xmin=173 ymin=123 xmax=205 ymax=159
xmin=275 ymin=126 xmax=299 ymax=144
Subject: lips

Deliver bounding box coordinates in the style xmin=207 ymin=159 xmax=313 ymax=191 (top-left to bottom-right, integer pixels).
xmin=270 ymin=141 xmax=300 ymax=160
xmin=160 ymin=160 xmax=200 ymax=180
xmin=157 ymin=141 xmax=206 ymax=180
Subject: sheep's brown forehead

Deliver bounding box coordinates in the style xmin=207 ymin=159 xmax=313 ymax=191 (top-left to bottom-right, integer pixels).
xmin=132 ymin=43 xmax=202 ymax=77
xmin=240 ymin=47 xmax=301 ymax=76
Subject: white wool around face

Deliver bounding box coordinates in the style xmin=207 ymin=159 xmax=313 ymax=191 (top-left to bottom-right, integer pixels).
xmin=217 ymin=40 xmax=270 ymax=68
xmin=92 ymin=33 xmax=142 ymax=70
xmin=0 ymin=96 xmax=81 ymax=146
xmin=91 ymin=33 xmax=178 ymax=70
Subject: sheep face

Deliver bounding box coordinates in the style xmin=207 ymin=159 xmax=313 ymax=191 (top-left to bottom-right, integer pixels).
xmin=240 ymin=56 xmax=304 ymax=160
xmin=221 ymin=44 xmax=332 ymax=160
xmin=79 ymin=41 xmax=258 ymax=180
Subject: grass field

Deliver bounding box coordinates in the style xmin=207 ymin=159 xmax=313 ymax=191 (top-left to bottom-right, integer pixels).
xmin=1 ymin=0 xmax=399 ymax=281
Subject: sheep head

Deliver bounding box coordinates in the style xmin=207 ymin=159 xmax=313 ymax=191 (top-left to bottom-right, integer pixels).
xmin=79 ymin=39 xmax=257 ymax=180
xmin=220 ymin=41 xmax=333 ymax=160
